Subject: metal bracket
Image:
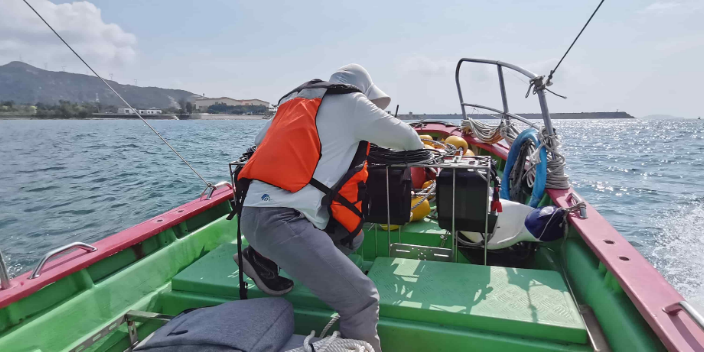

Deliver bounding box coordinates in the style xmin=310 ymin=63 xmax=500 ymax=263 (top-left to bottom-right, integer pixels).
xmin=68 ymin=310 xmax=174 ymax=352
xmin=390 ymin=243 xmax=453 ymax=262
xmin=29 ymin=242 xmax=97 ymax=279
xmin=568 ymin=192 xmax=588 ymax=219
xmin=200 ymin=181 xmax=232 ymax=200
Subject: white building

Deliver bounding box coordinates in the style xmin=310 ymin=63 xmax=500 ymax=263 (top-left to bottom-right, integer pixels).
xmin=239 ymin=99 xmax=270 ymax=107
xmin=118 ymin=108 xmax=162 ymax=115
xmin=195 ymin=97 xmax=270 ymax=112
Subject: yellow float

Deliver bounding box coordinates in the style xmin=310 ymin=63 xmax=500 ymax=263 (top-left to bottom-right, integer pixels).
xmin=380 ymin=224 xmax=400 ymax=231
xmin=465 ymin=148 xmax=475 ymax=156
xmin=410 ymin=196 xmax=431 ymax=222
xmin=419 ymin=134 xmax=434 ymax=146
xmin=445 ymin=135 xmax=469 ymax=154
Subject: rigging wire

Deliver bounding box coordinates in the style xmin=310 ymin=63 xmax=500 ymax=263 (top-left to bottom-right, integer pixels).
xmin=21 ymin=0 xmax=212 ymax=189
xmin=546 ymin=0 xmax=606 ymax=86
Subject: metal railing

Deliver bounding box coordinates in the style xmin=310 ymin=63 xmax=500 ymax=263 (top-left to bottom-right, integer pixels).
xmin=29 ymin=242 xmax=97 ymax=279
xmin=455 ymin=58 xmax=554 ymax=135
xmin=664 ymin=301 xmax=704 ymax=331
xmin=0 ymin=249 xmax=11 ymax=290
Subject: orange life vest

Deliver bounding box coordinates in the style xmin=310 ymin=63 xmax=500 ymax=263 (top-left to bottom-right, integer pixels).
xmin=237 ymin=79 xmax=369 ymax=244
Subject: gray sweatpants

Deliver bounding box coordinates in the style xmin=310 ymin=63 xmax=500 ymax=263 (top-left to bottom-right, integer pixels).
xmin=240 ymin=206 xmax=381 ymax=352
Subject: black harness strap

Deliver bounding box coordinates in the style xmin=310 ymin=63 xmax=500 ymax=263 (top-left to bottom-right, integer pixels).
xmin=309 ymin=178 xmax=364 ymax=218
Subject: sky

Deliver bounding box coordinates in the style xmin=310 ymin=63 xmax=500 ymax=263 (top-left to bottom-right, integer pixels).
xmin=1 ymin=0 xmax=703 ymax=117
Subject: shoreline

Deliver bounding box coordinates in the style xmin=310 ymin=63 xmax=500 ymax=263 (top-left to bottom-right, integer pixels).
xmin=0 ymin=114 xmax=271 ymax=121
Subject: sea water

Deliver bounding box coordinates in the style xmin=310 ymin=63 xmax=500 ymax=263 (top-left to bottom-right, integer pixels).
xmin=0 ymin=118 xmax=702 ymax=309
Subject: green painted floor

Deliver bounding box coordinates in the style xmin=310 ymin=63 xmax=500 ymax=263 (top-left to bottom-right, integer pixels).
xmin=172 ymin=242 xmax=586 ymax=345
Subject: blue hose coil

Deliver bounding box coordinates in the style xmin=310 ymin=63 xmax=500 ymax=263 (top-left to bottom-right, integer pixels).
xmin=500 ymin=128 xmax=547 ymax=208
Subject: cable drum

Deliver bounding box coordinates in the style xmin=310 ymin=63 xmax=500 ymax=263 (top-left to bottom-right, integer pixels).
xmin=367 ymin=144 xmax=444 ymax=165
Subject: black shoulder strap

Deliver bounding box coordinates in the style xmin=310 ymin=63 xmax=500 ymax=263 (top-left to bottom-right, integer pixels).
xmin=278 ymin=79 xmax=361 ymax=105
xmin=309 ymin=178 xmax=364 ymax=218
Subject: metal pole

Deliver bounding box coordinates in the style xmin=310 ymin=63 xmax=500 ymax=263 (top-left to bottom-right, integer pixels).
xmin=455 ymin=61 xmax=468 ymax=120
xmin=484 ymin=165 xmax=490 ymax=266
xmin=497 ymin=66 xmax=509 ymax=114
xmin=536 ymin=89 xmax=555 ymax=136
xmin=386 ymin=166 xmax=391 ymax=255
xmin=452 ymin=169 xmax=457 ymax=262
xmin=0 ymin=249 xmax=11 ymax=290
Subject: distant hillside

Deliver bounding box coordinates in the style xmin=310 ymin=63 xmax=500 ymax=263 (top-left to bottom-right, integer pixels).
xmin=0 ymin=61 xmax=196 ymax=108
xmin=398 ymin=111 xmax=635 ymax=120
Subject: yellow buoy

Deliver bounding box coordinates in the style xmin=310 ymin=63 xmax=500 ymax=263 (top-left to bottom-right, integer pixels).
xmin=464 ymin=148 xmax=475 ymax=156
xmin=419 ymin=134 xmax=434 ymax=146
xmin=380 ymin=224 xmax=400 ymax=231
xmin=445 ymin=136 xmax=469 ymax=154
xmin=410 ymin=197 xmax=431 ymax=222
xmin=423 ymin=144 xmax=435 ymax=150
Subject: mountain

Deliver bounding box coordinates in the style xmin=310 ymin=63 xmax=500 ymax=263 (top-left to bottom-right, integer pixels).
xmin=0 ymin=61 xmax=196 ymax=108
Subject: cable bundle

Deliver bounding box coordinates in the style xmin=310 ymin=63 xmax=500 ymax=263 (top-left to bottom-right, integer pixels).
xmin=367 ymin=144 xmax=442 ymax=165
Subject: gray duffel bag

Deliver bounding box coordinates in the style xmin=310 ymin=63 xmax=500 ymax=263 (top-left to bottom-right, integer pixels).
xmin=134 ymin=297 xmax=294 ymax=352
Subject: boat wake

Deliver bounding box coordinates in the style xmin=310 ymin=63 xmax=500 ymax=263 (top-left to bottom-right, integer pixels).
xmin=648 ymin=201 xmax=704 ymax=310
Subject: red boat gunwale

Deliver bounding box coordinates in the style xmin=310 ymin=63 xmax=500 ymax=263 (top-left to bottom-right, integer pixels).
xmin=0 ymin=186 xmax=234 ymax=309
xmin=416 ymin=122 xmax=704 ymax=351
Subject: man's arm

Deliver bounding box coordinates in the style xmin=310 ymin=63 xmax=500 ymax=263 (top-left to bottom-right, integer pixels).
xmin=351 ymin=94 xmax=424 ymax=151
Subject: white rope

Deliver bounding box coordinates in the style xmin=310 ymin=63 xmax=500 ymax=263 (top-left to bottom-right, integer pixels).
xmin=460 ymin=118 xmax=520 ymax=145
xmin=537 ymin=127 xmax=570 ymax=190
xmin=460 ymin=118 xmax=503 ymax=144
xmin=286 ymin=330 xmax=374 ymax=352
xmin=319 ymin=314 xmax=340 ymax=338
xmin=286 ymin=314 xmax=374 ymax=352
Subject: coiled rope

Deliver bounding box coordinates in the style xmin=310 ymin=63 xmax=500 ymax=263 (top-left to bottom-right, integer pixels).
xmin=460 ymin=118 xmax=520 ymax=145
xmin=522 ymin=127 xmax=570 ymax=190
xmin=537 ymin=127 xmax=570 ymax=189
xmin=287 ymin=315 xmax=374 ymax=352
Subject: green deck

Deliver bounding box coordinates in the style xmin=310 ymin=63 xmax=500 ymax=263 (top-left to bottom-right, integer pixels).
xmin=171 ymin=241 xmax=586 ymax=345
xmin=172 ymin=243 xmax=363 ymax=310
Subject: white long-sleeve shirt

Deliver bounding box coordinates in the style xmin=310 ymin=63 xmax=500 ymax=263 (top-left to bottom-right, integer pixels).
xmin=244 ymin=92 xmax=424 ymax=230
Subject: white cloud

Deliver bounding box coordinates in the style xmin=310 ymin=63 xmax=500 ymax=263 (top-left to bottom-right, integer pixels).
xmin=399 ymin=56 xmax=455 ymax=77
xmin=643 ymin=1 xmax=681 ymax=12
xmin=0 ymin=0 xmax=137 ymax=70
xmin=640 ymin=1 xmax=702 ymax=14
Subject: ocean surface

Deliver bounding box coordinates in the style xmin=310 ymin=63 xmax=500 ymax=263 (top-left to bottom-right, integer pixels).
xmin=0 ymin=118 xmax=702 ymax=309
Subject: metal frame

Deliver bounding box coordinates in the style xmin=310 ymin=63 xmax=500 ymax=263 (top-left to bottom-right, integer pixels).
xmin=455 ymin=58 xmax=554 ymax=135
xmin=664 ymin=301 xmax=704 ymax=331
xmin=68 ymin=310 xmax=174 ymax=352
xmin=231 ymin=156 xmax=495 ymax=265
xmin=0 ymin=249 xmax=11 ymax=290
xmin=383 ymin=156 xmax=493 ymax=264
xmin=29 ymin=242 xmax=97 ymax=279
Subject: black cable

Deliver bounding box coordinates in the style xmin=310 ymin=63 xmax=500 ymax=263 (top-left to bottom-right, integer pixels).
xmin=367 ymin=144 xmax=441 ymax=165
xmin=546 ymin=0 xmax=606 ymax=86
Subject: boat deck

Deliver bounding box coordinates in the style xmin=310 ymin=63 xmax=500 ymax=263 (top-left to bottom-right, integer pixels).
xmin=168 ymin=219 xmax=589 ymax=351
